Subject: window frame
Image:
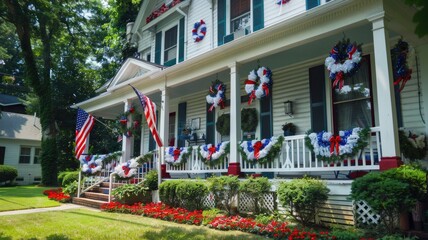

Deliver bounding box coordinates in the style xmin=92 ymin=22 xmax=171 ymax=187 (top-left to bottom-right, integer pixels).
xmin=19 ymin=146 xmax=32 ymax=164
xmin=33 ymin=148 xmax=42 ymax=164
xmin=226 ymin=0 xmax=253 ymax=35
xmin=163 ymin=24 xmax=178 ymax=65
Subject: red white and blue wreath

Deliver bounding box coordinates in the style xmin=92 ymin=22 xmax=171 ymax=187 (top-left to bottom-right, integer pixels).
xmin=206 ymin=80 xmax=226 ymax=112
xmin=165 ymin=147 xmax=191 ymax=166
xmin=80 ymin=155 xmax=104 ymax=174
xmin=113 ymin=158 xmax=139 ymax=179
xmin=325 ymin=39 xmax=362 ymax=90
xmin=244 ymin=67 xmax=272 ymax=105
xmin=391 ymin=39 xmax=412 ymax=92
xmin=305 ymin=127 xmax=369 ymax=162
xmin=198 ymin=141 xmax=230 ymax=166
xmin=239 ymin=136 xmax=284 ymax=164
xmin=192 ymin=19 xmax=207 ymax=42
xmin=116 ymin=105 xmax=140 ymax=138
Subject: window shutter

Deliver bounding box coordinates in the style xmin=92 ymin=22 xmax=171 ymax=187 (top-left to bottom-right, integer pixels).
xmin=309 ymin=65 xmax=327 ymax=132
xmin=217 ymin=0 xmax=226 ymax=46
xmin=260 ymin=94 xmax=272 ymax=139
xmin=306 ymin=0 xmax=320 ymax=10
xmin=177 ymin=102 xmax=187 ymax=147
xmin=178 ymin=17 xmax=185 ymax=63
xmin=155 ymin=31 xmax=162 ymax=65
xmin=252 ymin=0 xmax=264 ymax=32
xmin=206 ymin=104 xmax=216 ymax=144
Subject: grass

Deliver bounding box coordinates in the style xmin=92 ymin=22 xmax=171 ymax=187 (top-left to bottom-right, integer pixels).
xmin=0 ymin=209 xmax=265 ymax=240
xmin=0 ymin=185 xmax=60 ymax=212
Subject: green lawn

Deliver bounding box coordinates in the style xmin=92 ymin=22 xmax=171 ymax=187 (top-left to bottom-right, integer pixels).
xmin=0 ymin=209 xmax=265 ymax=240
xmin=0 ymin=186 xmax=60 ymax=212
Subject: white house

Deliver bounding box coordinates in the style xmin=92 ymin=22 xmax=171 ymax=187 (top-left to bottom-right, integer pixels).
xmin=0 ymin=111 xmax=42 ymax=185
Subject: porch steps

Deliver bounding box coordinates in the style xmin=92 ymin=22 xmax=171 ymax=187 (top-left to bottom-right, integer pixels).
xmin=82 ymin=192 xmax=109 ymax=201
xmin=72 ymin=182 xmax=115 ymax=209
xmin=73 ymin=197 xmax=108 ymax=209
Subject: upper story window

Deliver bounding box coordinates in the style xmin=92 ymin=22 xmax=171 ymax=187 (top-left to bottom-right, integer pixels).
xmin=164 ymin=25 xmax=178 ymax=65
xmin=230 ymin=0 xmax=251 ymax=33
xmin=306 ymin=0 xmax=332 ymax=10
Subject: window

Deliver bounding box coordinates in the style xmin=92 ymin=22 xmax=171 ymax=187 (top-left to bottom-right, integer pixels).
xmin=34 ymin=148 xmax=41 ymax=164
xmin=19 ymin=147 xmax=31 ymax=164
xmin=332 ymin=57 xmax=374 ymax=132
xmin=230 ymin=0 xmax=251 ymax=33
xmin=306 ymin=0 xmax=331 ymax=10
xmin=168 ymin=112 xmax=176 ymax=146
xmin=164 ymin=25 xmax=178 ymax=65
xmin=0 ymin=146 xmax=5 ymax=165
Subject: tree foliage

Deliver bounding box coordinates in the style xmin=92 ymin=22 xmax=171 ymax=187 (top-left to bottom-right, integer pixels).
xmin=405 ymin=0 xmax=428 ymax=37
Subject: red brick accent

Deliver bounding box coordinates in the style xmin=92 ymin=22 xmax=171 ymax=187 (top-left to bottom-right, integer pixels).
xmin=379 ymin=156 xmax=403 ymax=171
xmin=161 ymin=164 xmax=171 ymax=178
xmin=227 ymin=162 xmax=241 ymax=176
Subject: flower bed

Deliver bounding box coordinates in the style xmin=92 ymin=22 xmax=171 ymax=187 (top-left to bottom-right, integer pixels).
xmin=43 ymin=188 xmax=71 ymax=203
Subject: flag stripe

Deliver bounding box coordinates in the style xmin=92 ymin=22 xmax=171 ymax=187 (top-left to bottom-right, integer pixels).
xmin=75 ymin=108 xmax=95 ymax=159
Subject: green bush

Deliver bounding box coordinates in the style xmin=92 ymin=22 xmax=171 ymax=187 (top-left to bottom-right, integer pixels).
xmin=143 ymin=170 xmax=158 ymax=191
xmin=159 ymin=180 xmax=181 ymax=207
xmin=62 ymin=181 xmax=78 ymax=196
xmin=176 ymin=180 xmax=208 ymax=211
xmin=330 ymin=227 xmax=365 ymax=240
xmin=58 ymin=171 xmax=79 ymax=187
xmin=207 ymin=175 xmax=240 ymax=215
xmin=202 ymin=208 xmax=222 ymax=225
xmin=378 ymin=235 xmax=418 ymax=240
xmin=277 ymin=176 xmax=329 ymax=226
xmin=239 ymin=177 xmax=272 ymax=215
xmin=112 ymin=183 xmax=150 ymax=204
xmin=0 ymin=165 xmax=18 ymax=183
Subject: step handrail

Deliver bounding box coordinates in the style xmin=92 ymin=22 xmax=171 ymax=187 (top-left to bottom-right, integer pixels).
xmin=80 ymin=177 xmax=109 ymax=196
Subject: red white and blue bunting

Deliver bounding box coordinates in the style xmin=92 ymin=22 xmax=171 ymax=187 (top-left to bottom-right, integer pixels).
xmin=206 ymin=80 xmax=226 ymax=112
xmin=325 ymin=39 xmax=362 ymax=90
xmin=165 ymin=147 xmax=191 ymax=166
xmin=244 ymin=67 xmax=272 ymax=105
xmin=192 ymin=20 xmax=207 ymax=42
xmin=113 ymin=158 xmax=139 ymax=179
xmin=239 ymin=136 xmax=284 ymax=164
xmin=80 ymin=155 xmax=103 ymax=174
xmin=198 ymin=141 xmax=230 ymax=166
xmin=305 ymin=127 xmax=370 ymax=162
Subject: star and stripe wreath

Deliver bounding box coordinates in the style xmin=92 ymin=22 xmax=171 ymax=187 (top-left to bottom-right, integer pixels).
xmin=198 ymin=141 xmax=230 ymax=166
xmin=391 ymin=39 xmax=412 ymax=92
xmin=80 ymin=155 xmax=103 ymax=175
xmin=192 ymin=19 xmax=207 ymax=42
xmin=165 ymin=147 xmax=192 ymax=166
xmin=244 ymin=67 xmax=272 ymax=105
xmin=325 ymin=39 xmax=362 ymax=90
xmin=305 ymin=127 xmax=370 ymax=163
xmin=113 ymin=158 xmax=139 ymax=179
xmin=239 ymin=136 xmax=284 ymax=164
xmin=115 ymin=105 xmax=141 ymax=138
xmin=206 ymin=80 xmax=227 ymax=112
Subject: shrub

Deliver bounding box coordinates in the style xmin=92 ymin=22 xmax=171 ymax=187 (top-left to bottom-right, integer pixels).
xmin=62 ymin=180 xmax=78 ymax=196
xmin=239 ymin=176 xmax=271 ymax=215
xmin=277 ymin=176 xmax=329 ymax=226
xmin=143 ymin=170 xmax=158 ymax=191
xmin=112 ymin=183 xmax=151 ymax=205
xmin=58 ymin=171 xmax=79 ymax=187
xmin=202 ymin=208 xmax=222 ymax=225
xmin=330 ymin=227 xmax=365 ymax=240
xmin=207 ymin=175 xmax=240 ymax=215
xmin=176 ymin=180 xmax=208 ymax=211
xmin=0 ymin=165 xmax=18 ymax=183
xmin=159 ymin=180 xmax=181 ymax=207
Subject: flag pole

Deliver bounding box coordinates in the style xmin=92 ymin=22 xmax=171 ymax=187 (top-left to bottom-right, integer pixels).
xmin=92 ymin=115 xmax=118 ymax=134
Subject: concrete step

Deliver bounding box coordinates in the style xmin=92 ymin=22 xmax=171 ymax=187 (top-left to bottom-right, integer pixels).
xmin=83 ymin=192 xmax=109 ymax=201
xmin=73 ymin=197 xmax=108 ymax=209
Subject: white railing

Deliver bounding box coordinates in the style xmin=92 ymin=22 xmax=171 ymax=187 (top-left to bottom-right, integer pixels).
xmin=166 ymin=146 xmax=229 ymax=173
xmin=77 ymin=160 xmax=118 ymax=197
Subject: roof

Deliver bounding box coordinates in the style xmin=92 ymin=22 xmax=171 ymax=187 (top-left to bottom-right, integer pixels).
xmin=0 ymin=112 xmax=42 ymax=141
xmin=0 ymin=93 xmax=22 ymax=106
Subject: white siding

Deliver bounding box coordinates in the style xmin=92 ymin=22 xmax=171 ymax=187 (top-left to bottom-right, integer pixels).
xmin=264 ymin=0 xmax=306 ymax=28
xmin=186 ymin=1 xmax=213 ymax=60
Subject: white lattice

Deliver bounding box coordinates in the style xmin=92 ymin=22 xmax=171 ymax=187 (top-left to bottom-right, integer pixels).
xmin=354 ymin=200 xmax=381 ymax=225
xmin=203 ymin=192 xmax=216 ymax=209
xmin=238 ymin=192 xmax=276 ymax=213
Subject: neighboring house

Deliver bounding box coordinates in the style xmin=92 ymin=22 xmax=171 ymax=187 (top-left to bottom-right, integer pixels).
xmin=73 ymin=0 xmax=428 ymax=225
xmin=0 ymin=111 xmax=42 ymax=185
xmin=0 ymin=93 xmax=26 ymax=114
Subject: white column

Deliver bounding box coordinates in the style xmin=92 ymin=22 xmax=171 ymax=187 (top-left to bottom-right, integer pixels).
xmin=159 ymin=87 xmax=170 ymax=163
xmin=229 ymin=62 xmax=242 ymax=164
xmin=370 ymin=14 xmax=400 ymax=157
xmin=121 ymin=99 xmax=133 ymax=162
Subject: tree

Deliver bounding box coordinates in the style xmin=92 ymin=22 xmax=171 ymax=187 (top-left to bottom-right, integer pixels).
xmin=405 ymin=0 xmax=428 ymax=38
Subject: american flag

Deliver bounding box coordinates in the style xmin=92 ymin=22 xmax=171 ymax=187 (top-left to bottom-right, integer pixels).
xmin=130 ymin=85 xmax=163 ymax=147
xmin=75 ymin=108 xmax=95 ymax=159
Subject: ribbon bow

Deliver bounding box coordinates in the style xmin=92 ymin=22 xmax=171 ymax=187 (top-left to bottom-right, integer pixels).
xmin=207 ymin=145 xmax=217 ymax=160
xmin=347 ymin=44 xmax=357 ymax=60
xmin=122 ymin=165 xmax=130 ymax=175
xmin=329 ymin=135 xmax=341 ymax=155
xmin=253 ymin=141 xmax=263 ymax=159
xmin=173 ymin=148 xmax=181 ymax=161
xmin=332 ymin=71 xmax=344 ymax=90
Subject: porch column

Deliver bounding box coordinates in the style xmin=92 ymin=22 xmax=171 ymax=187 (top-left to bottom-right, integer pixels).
xmin=370 ymin=14 xmax=402 ymax=170
xmin=121 ymin=99 xmax=133 ymax=162
xmin=159 ymin=87 xmax=171 ymax=178
xmin=228 ymin=62 xmax=242 ymax=175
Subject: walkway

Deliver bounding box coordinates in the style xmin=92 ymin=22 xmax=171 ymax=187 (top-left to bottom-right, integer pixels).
xmin=0 ymin=203 xmax=93 ymax=216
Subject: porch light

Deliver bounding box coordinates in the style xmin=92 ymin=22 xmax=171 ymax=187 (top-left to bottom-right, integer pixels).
xmin=284 ymin=100 xmax=293 ymax=117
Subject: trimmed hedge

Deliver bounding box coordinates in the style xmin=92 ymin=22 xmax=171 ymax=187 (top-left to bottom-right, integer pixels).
xmin=159 ymin=180 xmax=209 ymax=211
xmin=0 ymin=165 xmax=18 ymax=183
xmin=159 ymin=180 xmax=181 ymax=207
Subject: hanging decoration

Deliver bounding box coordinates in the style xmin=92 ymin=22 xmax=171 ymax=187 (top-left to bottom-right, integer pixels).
xmin=305 ymin=127 xmax=370 ymax=162
xmin=276 ymin=0 xmax=290 ymax=5
xmin=113 ymin=158 xmax=139 ymax=179
xmin=241 ymin=108 xmax=258 ymax=133
xmin=146 ymin=0 xmax=183 ymax=24
xmin=199 ymin=141 xmax=230 ymax=166
xmin=165 ymin=147 xmax=192 ymax=166
xmin=399 ymin=130 xmax=426 ymax=161
xmin=216 ymin=114 xmax=230 ymax=136
xmin=244 ymin=66 xmax=272 ymax=105
xmin=114 ymin=105 xmax=141 ymax=138
xmin=80 ymin=155 xmax=103 ymax=175
xmin=206 ymin=80 xmax=227 ymax=112
xmin=325 ymin=39 xmax=362 ymax=90
xmin=239 ymin=136 xmax=284 ymax=164
xmin=192 ymin=20 xmax=207 ymax=42
xmin=391 ymin=39 xmax=412 ymax=92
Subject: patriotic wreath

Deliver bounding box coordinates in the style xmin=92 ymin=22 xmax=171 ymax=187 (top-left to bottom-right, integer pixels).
xmin=199 ymin=141 xmax=230 ymax=166
xmin=115 ymin=105 xmax=141 ymax=138
xmin=276 ymin=0 xmax=290 ymax=5
xmin=165 ymin=147 xmax=192 ymax=166
xmin=113 ymin=158 xmax=139 ymax=179
xmin=239 ymin=136 xmax=284 ymax=164
xmin=391 ymin=39 xmax=412 ymax=92
xmin=325 ymin=39 xmax=362 ymax=90
xmin=192 ymin=20 xmax=207 ymax=42
xmin=305 ymin=127 xmax=370 ymax=162
xmin=80 ymin=155 xmax=103 ymax=175
xmin=206 ymin=80 xmax=226 ymax=112
xmin=244 ymin=67 xmax=272 ymax=105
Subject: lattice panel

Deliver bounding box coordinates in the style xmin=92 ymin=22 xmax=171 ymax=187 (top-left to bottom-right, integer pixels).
xmin=203 ymin=192 xmax=216 ymax=209
xmin=238 ymin=192 xmax=276 ymax=214
xmin=354 ymin=200 xmax=381 ymax=225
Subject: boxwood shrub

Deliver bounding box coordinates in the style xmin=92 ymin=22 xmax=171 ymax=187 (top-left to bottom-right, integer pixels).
xmin=0 ymin=165 xmax=18 ymax=183
xmin=159 ymin=180 xmax=181 ymax=207
xmin=239 ymin=176 xmax=272 ymax=215
xmin=207 ymin=175 xmax=240 ymax=215
xmin=176 ymin=180 xmax=209 ymax=211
